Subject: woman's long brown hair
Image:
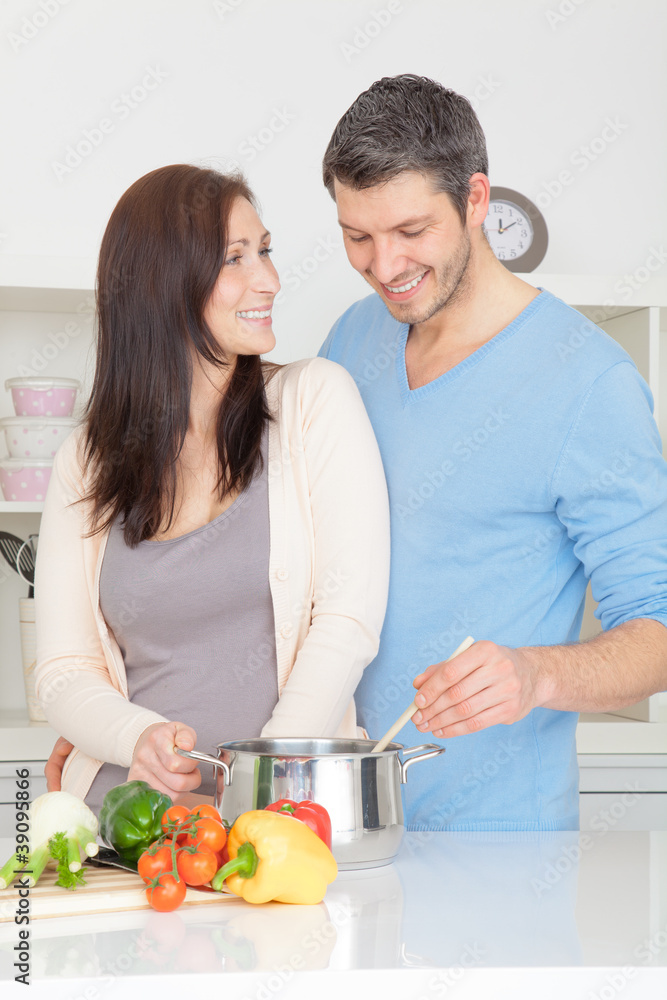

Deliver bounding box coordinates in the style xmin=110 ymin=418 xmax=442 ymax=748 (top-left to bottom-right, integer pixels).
xmin=82 ymin=164 xmax=271 ymax=546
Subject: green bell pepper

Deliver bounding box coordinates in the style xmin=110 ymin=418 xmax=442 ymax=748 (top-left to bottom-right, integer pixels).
xmin=99 ymin=781 xmax=172 ymax=863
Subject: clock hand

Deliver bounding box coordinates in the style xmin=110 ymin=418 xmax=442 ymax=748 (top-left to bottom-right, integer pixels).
xmin=498 ymin=218 xmax=503 ymax=234
xmin=503 ymin=221 xmax=518 ymax=231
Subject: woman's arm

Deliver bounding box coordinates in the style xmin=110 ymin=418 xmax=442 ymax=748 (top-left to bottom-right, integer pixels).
xmin=261 ymin=358 xmax=390 ymax=737
xmin=35 ymin=433 xmax=201 ymax=796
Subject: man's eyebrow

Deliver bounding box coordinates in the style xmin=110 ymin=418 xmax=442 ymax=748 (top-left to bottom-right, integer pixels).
xmin=227 ymin=231 xmax=271 ymax=245
xmin=338 ymin=216 xmax=434 ymax=231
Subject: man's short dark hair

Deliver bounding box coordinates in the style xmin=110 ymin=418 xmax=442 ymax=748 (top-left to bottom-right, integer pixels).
xmin=322 ymin=74 xmax=488 ymax=225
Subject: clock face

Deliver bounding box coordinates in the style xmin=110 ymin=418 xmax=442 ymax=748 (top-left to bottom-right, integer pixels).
xmin=484 ymin=187 xmax=548 ymax=272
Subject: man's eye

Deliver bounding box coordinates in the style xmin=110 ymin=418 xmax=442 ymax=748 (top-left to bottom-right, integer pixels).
xmin=403 ymin=229 xmax=425 ymax=238
xmin=348 ymin=234 xmax=369 ymax=243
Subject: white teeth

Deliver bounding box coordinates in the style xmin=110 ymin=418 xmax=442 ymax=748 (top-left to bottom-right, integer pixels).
xmin=237 ymin=310 xmax=272 ymax=319
xmin=385 ymin=273 xmax=426 ymax=294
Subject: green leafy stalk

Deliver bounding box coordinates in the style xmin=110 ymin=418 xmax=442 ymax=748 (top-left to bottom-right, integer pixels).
xmin=25 ymin=843 xmax=51 ymax=887
xmin=0 ymin=852 xmax=28 ymax=889
xmin=49 ymin=833 xmax=87 ymax=890
xmin=73 ymin=825 xmax=98 ymax=858
xmin=211 ymin=841 xmax=258 ymax=892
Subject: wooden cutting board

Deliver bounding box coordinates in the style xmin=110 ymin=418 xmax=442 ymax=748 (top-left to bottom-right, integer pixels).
xmin=0 ymin=863 xmax=234 ymax=921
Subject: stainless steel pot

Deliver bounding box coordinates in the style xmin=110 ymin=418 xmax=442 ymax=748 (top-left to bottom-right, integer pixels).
xmin=176 ymin=738 xmax=445 ymax=870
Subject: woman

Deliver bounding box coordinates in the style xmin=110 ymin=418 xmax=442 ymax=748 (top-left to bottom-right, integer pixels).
xmin=35 ymin=164 xmax=390 ymax=812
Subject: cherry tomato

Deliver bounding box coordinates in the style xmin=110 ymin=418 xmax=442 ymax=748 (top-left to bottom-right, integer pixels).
xmin=176 ymin=844 xmax=218 ymax=886
xmin=184 ymin=817 xmax=227 ymax=853
xmin=187 ymin=804 xmax=221 ymax=823
xmin=161 ymin=805 xmax=191 ymax=836
xmin=146 ymin=872 xmax=187 ymax=912
xmin=138 ymin=845 xmax=174 ymax=885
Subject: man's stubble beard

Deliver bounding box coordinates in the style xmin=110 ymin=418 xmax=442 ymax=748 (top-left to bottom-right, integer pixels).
xmin=377 ymin=228 xmax=473 ymax=327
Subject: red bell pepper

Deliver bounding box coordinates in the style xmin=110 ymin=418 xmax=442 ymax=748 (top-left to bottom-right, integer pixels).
xmin=264 ymin=799 xmax=332 ymax=849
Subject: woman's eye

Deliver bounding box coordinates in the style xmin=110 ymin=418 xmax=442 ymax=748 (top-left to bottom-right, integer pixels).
xmin=225 ymin=254 xmax=241 ymax=266
xmin=260 ymin=247 xmax=274 ymax=257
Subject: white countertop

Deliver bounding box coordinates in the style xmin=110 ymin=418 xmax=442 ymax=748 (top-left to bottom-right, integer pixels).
xmin=0 ymin=829 xmax=665 ymax=999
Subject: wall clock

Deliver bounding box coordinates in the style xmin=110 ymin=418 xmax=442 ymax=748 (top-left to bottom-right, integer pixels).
xmin=484 ymin=186 xmax=548 ymax=272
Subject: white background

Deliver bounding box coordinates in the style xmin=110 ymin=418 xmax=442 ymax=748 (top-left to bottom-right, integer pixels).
xmin=0 ymin=0 xmax=665 ymax=361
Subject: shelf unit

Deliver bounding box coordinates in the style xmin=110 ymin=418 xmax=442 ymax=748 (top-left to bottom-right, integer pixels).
xmin=1 ymin=258 xmax=666 ymax=763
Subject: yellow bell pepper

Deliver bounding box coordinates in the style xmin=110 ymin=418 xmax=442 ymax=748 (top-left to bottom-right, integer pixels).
xmin=210 ymin=809 xmax=337 ymax=904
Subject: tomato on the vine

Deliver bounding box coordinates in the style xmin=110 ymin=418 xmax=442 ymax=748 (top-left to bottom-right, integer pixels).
xmin=188 ymin=804 xmax=221 ymax=823
xmin=161 ymin=805 xmax=191 ymax=837
xmin=146 ymin=872 xmax=187 ymax=912
xmin=184 ymin=817 xmax=227 ymax=853
xmin=176 ymin=844 xmax=218 ymax=886
xmin=137 ymin=845 xmax=174 ymax=885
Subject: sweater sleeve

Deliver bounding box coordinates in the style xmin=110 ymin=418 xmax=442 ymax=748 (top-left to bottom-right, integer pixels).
xmin=551 ymin=360 xmax=667 ymax=633
xmin=34 ymin=434 xmax=168 ymax=766
xmin=261 ymin=358 xmax=391 ymax=737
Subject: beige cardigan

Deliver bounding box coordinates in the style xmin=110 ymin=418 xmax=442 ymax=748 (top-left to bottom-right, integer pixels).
xmin=35 ymin=358 xmax=390 ymax=799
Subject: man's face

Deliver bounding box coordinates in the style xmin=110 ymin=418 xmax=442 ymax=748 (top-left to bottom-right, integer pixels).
xmin=334 ymin=171 xmax=472 ymax=326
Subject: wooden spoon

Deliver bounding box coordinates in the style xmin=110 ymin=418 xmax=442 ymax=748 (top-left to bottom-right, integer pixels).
xmin=371 ymin=635 xmax=476 ymax=752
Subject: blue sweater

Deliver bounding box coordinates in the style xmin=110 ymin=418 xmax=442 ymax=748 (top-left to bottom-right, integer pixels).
xmin=320 ymin=289 xmax=667 ymax=831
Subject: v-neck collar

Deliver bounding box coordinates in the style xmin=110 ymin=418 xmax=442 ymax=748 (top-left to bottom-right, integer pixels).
xmin=396 ymin=289 xmax=547 ymax=405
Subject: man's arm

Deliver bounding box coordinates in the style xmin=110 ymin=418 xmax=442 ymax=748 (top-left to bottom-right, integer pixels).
xmin=412 ymin=619 xmax=667 ymax=738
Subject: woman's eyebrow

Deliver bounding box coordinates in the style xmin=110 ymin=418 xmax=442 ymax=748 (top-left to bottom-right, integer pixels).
xmin=227 ymin=230 xmax=271 ymax=245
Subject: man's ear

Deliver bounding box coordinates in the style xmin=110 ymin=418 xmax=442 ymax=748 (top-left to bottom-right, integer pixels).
xmin=467 ymin=173 xmax=490 ymax=229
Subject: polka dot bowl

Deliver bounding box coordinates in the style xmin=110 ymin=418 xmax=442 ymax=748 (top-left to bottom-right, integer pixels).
xmin=0 ymin=416 xmax=78 ymax=459
xmin=0 ymin=459 xmax=53 ymax=502
xmin=5 ymin=377 xmax=80 ymax=417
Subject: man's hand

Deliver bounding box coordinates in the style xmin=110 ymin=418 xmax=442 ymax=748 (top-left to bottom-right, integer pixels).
xmin=44 ymin=736 xmax=74 ymax=791
xmin=128 ymin=721 xmax=202 ymax=801
xmin=412 ymin=640 xmax=539 ymax=737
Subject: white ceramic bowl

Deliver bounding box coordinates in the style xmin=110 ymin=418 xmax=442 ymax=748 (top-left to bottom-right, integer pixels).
xmin=5 ymin=377 xmax=80 ymax=417
xmin=0 ymin=416 xmax=78 ymax=459
xmin=0 ymin=459 xmax=53 ymax=501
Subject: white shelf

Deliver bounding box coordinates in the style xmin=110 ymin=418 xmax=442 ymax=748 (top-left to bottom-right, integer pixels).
xmin=517 ymin=273 xmax=667 ymax=308
xmin=577 ymin=713 xmax=667 ymax=754
xmin=0 ymin=709 xmax=56 ymax=761
xmin=0 ymin=501 xmax=43 ymax=513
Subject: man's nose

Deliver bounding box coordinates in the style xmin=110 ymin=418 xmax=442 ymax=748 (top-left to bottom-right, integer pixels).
xmin=370 ymin=240 xmax=411 ymax=285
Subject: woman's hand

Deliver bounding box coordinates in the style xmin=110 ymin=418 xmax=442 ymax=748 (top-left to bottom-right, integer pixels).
xmin=128 ymin=721 xmax=202 ymax=801
xmin=44 ymin=736 xmax=74 ymax=791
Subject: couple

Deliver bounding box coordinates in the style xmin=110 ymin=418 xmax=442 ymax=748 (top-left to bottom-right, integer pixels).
xmin=37 ymin=75 xmax=667 ymax=831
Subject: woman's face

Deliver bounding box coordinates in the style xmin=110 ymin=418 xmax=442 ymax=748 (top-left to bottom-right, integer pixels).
xmin=203 ymin=196 xmax=280 ymax=359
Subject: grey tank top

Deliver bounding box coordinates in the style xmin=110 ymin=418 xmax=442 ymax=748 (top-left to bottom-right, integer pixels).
xmin=85 ymin=433 xmax=278 ymax=813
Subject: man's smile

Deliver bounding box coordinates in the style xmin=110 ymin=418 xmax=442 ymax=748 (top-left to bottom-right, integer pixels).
xmin=378 ymin=270 xmax=429 ymax=301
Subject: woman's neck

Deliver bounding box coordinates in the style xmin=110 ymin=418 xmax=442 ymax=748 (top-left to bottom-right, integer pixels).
xmin=187 ymin=354 xmax=235 ymax=443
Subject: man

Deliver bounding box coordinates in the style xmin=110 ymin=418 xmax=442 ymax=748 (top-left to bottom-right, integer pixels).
xmin=318 ymin=74 xmax=667 ymax=829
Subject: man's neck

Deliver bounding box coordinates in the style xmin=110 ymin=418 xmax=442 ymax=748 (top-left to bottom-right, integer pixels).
xmin=405 ymin=252 xmax=540 ymax=390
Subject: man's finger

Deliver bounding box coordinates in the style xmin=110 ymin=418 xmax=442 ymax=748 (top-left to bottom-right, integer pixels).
xmin=431 ymin=702 xmax=516 ymax=739
xmin=416 ymin=684 xmax=499 ymax=733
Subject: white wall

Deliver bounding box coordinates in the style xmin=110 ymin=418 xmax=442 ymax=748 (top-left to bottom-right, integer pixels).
xmin=1 ymin=0 xmax=665 ymax=361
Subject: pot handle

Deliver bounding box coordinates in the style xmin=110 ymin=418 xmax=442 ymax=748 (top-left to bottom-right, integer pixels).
xmin=398 ymin=743 xmax=446 ymax=784
xmin=174 ymin=747 xmax=232 ymax=786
